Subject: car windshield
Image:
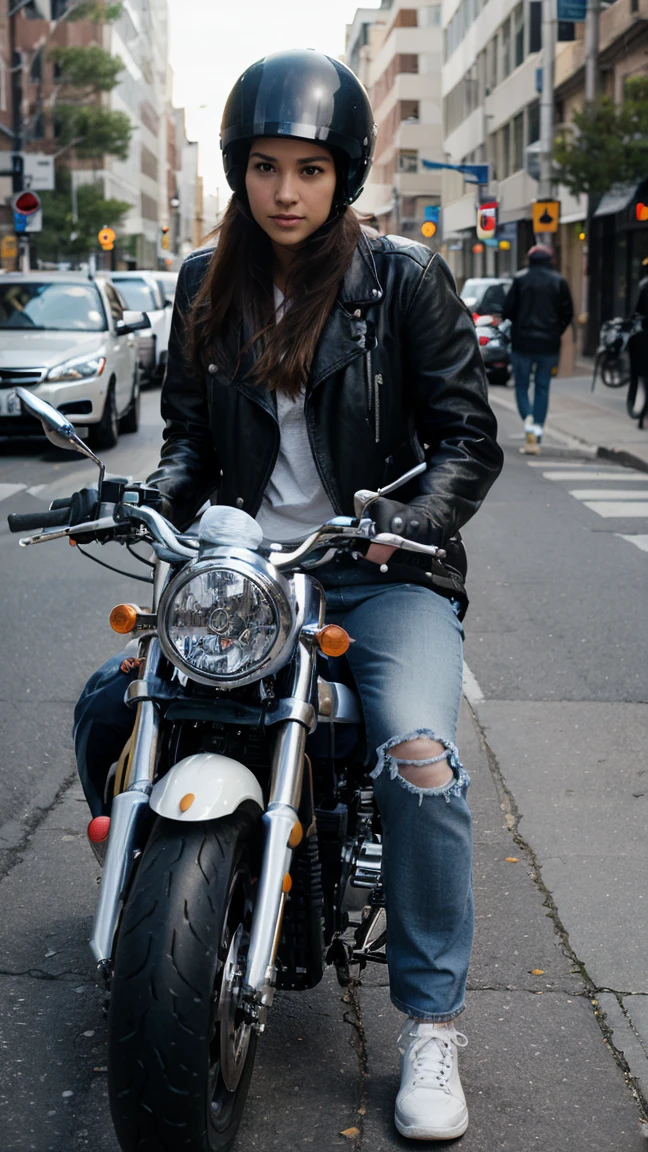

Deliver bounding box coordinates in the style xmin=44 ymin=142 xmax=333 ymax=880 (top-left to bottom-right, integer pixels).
xmin=0 ymin=282 xmax=106 ymax=331
xmin=113 ymin=278 xmax=158 ymax=311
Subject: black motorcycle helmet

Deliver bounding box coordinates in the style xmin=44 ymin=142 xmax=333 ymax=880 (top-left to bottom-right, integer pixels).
xmin=220 ymin=49 xmax=377 ymax=208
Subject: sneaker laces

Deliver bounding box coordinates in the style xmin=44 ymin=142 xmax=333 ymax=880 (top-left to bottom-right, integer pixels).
xmin=397 ymin=1024 xmax=468 ymax=1092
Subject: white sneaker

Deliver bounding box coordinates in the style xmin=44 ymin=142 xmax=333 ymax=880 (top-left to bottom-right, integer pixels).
xmin=523 ymin=414 xmax=534 ymax=432
xmin=394 ymin=1019 xmax=469 ymax=1141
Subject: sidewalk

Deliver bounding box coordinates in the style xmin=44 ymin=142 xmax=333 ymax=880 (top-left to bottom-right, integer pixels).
xmin=489 ymin=372 xmax=648 ymax=471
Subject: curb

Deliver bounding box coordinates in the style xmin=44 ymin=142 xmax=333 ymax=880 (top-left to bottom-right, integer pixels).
xmin=488 ymin=393 xmax=648 ymax=474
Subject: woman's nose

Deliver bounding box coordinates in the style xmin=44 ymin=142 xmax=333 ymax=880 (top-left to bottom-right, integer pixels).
xmin=275 ymin=177 xmax=298 ymax=205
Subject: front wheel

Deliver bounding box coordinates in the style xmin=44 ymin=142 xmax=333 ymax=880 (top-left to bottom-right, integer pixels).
xmin=108 ymin=812 xmax=259 ymax=1152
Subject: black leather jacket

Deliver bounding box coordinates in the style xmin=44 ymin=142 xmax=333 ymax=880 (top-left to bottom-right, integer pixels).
xmin=148 ymin=232 xmax=503 ymax=604
xmin=502 ymin=262 xmax=574 ymax=355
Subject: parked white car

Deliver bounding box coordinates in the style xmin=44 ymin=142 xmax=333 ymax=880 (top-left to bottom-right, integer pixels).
xmin=107 ymin=271 xmax=172 ymax=386
xmin=0 ymin=272 xmax=150 ymax=449
xmin=154 ymin=270 xmax=178 ymax=307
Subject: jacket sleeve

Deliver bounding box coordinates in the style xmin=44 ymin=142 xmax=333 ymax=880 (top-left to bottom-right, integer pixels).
xmin=146 ymin=255 xmax=220 ymax=529
xmin=558 ymin=276 xmax=574 ymax=333
xmin=501 ymin=277 xmax=518 ymax=321
xmin=403 ymin=253 xmax=504 ymax=541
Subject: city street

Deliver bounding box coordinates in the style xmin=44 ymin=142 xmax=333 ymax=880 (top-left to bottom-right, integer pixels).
xmin=0 ymin=387 xmax=647 ymax=1150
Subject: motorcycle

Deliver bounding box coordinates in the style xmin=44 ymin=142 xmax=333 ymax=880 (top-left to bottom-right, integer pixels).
xmin=474 ymin=315 xmax=511 ymax=386
xmin=591 ymin=314 xmax=643 ymax=390
xmin=7 ymin=387 xmax=448 ymax=1152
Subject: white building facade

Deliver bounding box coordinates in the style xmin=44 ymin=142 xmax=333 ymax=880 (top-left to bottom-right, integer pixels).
xmin=347 ymin=0 xmax=448 ymax=247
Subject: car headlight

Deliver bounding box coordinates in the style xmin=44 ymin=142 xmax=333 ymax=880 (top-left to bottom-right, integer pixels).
xmin=46 ymin=354 xmax=106 ymax=382
xmin=157 ymin=557 xmax=295 ymax=687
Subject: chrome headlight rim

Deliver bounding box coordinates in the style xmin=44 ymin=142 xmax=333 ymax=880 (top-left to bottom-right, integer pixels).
xmin=157 ymin=552 xmax=295 ymax=688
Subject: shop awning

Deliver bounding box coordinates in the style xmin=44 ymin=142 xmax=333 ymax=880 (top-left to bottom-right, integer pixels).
xmin=593 ymin=183 xmax=639 ymax=218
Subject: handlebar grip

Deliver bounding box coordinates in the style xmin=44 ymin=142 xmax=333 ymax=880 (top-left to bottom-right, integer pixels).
xmin=7 ymin=506 xmax=71 ymax=533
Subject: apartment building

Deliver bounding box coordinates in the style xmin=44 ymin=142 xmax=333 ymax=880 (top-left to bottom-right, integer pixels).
xmin=104 ymin=0 xmax=170 ymax=268
xmin=554 ymin=0 xmax=648 ymax=332
xmin=346 ymin=0 xmax=447 ymax=246
xmin=440 ymin=0 xmax=590 ymax=288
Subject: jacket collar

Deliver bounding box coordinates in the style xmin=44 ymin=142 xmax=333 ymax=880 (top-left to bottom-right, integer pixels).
xmin=338 ymin=230 xmax=384 ymax=312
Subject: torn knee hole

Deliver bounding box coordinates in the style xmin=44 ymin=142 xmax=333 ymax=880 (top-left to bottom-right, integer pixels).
xmin=390 ymin=737 xmax=454 ymax=789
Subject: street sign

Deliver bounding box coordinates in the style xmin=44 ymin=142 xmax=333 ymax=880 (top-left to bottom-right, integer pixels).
xmin=476 ymin=201 xmax=498 ymax=241
xmin=98 ymin=226 xmax=116 ymax=251
xmin=421 ymin=221 xmax=437 ymax=238
xmin=424 ymin=205 xmax=440 ymax=222
xmin=20 ymin=153 xmax=55 ymax=192
xmin=532 ymin=200 xmax=560 ymax=233
xmin=557 ymin=0 xmax=586 ymax=18
xmin=13 ymin=209 xmax=42 ymax=234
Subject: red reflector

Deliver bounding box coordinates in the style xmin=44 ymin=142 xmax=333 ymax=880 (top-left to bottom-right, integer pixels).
xmin=88 ymin=816 xmax=111 ymax=843
xmin=478 ymin=335 xmax=490 ymax=346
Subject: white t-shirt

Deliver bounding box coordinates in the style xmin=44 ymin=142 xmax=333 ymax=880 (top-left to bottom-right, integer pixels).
xmin=255 ymin=287 xmax=336 ymax=543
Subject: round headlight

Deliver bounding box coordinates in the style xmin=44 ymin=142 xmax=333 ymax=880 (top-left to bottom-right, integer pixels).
xmin=158 ymin=557 xmax=294 ymax=687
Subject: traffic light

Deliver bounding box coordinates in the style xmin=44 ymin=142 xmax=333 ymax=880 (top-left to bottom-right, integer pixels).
xmin=161 ymin=225 xmax=170 ymax=251
xmin=422 ymin=205 xmax=439 ymax=239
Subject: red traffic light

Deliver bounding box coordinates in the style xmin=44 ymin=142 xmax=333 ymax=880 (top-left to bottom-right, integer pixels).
xmin=13 ymin=190 xmax=41 ymax=216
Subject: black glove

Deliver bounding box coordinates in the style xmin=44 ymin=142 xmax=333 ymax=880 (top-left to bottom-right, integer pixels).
xmin=69 ymin=486 xmax=99 ymax=525
xmin=371 ymin=497 xmax=442 ymax=545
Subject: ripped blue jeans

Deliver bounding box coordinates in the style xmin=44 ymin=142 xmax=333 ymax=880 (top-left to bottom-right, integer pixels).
xmin=325 ymin=581 xmax=472 ymax=1023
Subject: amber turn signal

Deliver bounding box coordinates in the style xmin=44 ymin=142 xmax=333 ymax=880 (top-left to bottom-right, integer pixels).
xmin=315 ymin=624 xmax=351 ymax=657
xmin=288 ymin=821 xmax=303 ymax=849
xmin=282 ymin=873 xmax=293 ymax=893
xmin=109 ymin=603 xmax=139 ymax=634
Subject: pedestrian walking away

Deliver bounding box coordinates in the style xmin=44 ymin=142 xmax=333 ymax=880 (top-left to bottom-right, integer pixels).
xmin=71 ymin=48 xmax=503 ymax=1147
xmin=502 ymin=244 xmax=574 ymax=453
xmin=628 ymin=258 xmax=648 ymax=427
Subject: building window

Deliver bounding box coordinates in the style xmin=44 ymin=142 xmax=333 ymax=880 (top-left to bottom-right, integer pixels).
xmin=421 ymin=4 xmax=441 ymax=25
xmin=487 ymin=35 xmax=498 ymax=92
xmin=502 ymin=19 xmax=512 ymax=79
xmin=513 ymin=111 xmax=524 ymax=170
xmin=401 ymin=100 xmax=420 ymax=122
xmin=514 ymin=3 xmax=525 ymax=66
xmin=529 ymin=2 xmax=542 ymax=53
xmin=501 ymin=123 xmax=511 ymax=179
xmin=527 ymin=99 xmax=540 ymax=144
xmin=398 ymin=150 xmax=419 ymax=173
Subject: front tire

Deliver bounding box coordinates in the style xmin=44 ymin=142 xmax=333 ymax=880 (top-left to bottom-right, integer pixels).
xmin=119 ymin=371 xmax=140 ymax=435
xmin=108 ymin=813 xmax=259 ymax=1152
xmin=89 ymin=381 xmax=119 ymax=449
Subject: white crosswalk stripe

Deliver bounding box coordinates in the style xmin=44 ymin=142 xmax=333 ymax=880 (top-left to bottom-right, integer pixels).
xmin=0 ymin=483 xmax=26 ymax=503
xmin=618 ymin=534 xmax=648 ymax=553
xmin=527 ymin=460 xmax=648 ymax=550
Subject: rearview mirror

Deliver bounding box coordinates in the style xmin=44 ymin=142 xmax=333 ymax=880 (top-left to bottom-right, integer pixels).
xmin=116 ymin=310 xmax=152 ymax=335
xmin=15 ymin=388 xmax=105 ymax=479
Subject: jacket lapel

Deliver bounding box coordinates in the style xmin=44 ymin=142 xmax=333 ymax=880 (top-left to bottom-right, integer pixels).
xmin=309 ymin=231 xmax=384 ymax=388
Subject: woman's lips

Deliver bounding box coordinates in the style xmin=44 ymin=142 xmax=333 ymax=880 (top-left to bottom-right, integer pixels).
xmin=271 ymin=216 xmax=304 ymax=227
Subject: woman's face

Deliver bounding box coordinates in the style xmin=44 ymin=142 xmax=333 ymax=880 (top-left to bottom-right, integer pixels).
xmin=245 ymin=136 xmax=337 ymax=251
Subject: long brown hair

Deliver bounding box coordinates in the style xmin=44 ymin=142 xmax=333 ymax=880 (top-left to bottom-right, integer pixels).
xmin=187 ymin=193 xmax=361 ymax=399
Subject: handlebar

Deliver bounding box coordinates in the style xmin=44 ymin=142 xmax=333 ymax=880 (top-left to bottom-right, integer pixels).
xmin=8 ymin=506 xmax=71 ymax=533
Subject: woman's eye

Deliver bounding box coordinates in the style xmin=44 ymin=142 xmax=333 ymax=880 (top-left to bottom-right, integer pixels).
xmin=302 ymin=166 xmax=323 ymax=177
xmin=255 ymin=162 xmax=274 ymax=173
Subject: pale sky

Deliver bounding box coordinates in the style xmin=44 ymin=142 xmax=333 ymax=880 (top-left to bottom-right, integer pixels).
xmin=167 ymin=0 xmax=383 ymax=203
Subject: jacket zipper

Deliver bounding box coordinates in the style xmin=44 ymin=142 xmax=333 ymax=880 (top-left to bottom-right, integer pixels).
xmin=374 ymin=372 xmax=383 ymax=443
xmin=365 ymin=349 xmax=373 ymax=417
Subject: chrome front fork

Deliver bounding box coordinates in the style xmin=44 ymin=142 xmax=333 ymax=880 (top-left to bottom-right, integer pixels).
xmin=89 ymin=562 xmax=169 ymax=969
xmin=243 ymin=575 xmax=324 ymax=1027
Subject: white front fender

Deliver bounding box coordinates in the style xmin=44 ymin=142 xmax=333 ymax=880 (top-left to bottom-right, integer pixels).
xmin=149 ymin=753 xmax=263 ymax=822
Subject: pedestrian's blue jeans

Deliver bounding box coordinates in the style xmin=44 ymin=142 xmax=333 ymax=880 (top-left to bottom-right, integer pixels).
xmin=74 ymin=582 xmax=472 ymax=1023
xmin=511 ymin=350 xmax=559 ymax=427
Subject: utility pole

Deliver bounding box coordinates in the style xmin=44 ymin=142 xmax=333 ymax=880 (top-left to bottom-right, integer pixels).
xmin=583 ymin=0 xmax=601 ymax=354
xmin=538 ymin=0 xmax=556 ymax=247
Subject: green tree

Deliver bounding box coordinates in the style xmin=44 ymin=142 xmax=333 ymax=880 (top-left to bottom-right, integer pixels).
xmin=37 ymin=167 xmax=131 ymax=264
xmin=49 ymin=44 xmax=124 ymax=91
xmin=554 ymin=76 xmax=648 ymax=197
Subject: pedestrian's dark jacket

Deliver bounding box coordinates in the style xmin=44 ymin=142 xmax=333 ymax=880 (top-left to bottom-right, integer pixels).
xmin=502 ymin=261 xmax=574 ymax=355
xmin=147 ymin=231 xmax=503 ymax=607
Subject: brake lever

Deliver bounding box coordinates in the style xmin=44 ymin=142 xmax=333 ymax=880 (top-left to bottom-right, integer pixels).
xmin=18 ymin=514 xmax=119 ymax=547
xmin=372 ymin=532 xmax=447 ymax=561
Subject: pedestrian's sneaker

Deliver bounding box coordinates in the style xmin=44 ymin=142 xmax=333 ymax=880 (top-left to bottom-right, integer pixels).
xmin=394 ymin=1020 xmax=469 ymax=1141
xmin=520 ymin=430 xmax=541 ymax=454
xmin=523 ymin=414 xmax=535 ymax=432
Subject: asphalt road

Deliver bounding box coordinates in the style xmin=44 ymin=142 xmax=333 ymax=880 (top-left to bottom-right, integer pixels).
xmin=0 ymin=390 xmax=646 ymax=1150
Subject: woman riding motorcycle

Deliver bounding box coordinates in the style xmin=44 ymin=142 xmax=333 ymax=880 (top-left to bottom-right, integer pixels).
xmin=76 ymin=50 xmax=503 ymax=1142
